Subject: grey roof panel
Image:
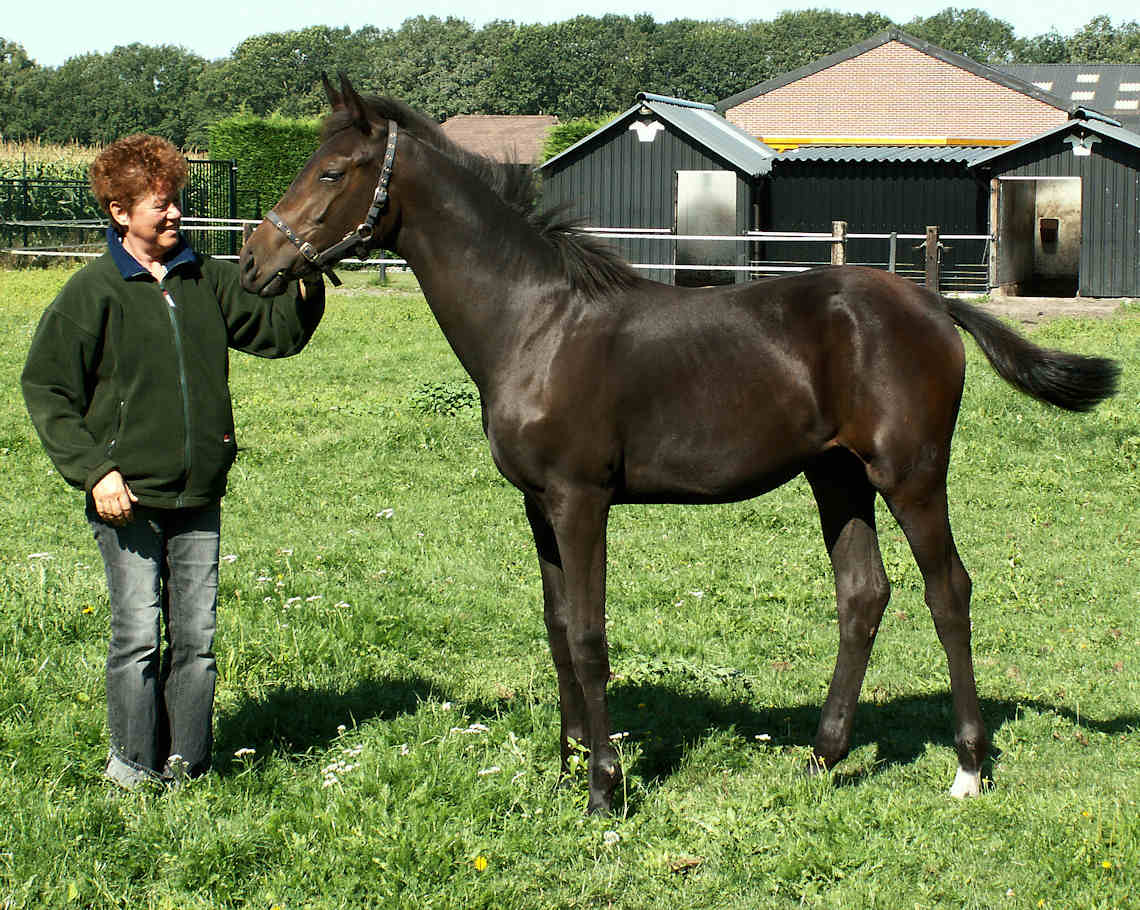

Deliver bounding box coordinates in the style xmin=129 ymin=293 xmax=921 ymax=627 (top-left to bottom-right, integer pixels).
xmin=967 ymin=116 xmax=1140 ymax=168
xmin=642 ymin=96 xmax=776 ymax=176
xmin=541 ymin=93 xmax=776 ymax=177
xmin=776 ymin=145 xmax=997 ymax=165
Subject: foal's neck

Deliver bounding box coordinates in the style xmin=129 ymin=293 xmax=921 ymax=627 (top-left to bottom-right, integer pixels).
xmin=393 ymin=144 xmax=565 ymax=390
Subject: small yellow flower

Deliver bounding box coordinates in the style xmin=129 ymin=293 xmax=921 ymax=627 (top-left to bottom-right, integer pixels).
xmin=1102 ymin=860 xmax=1113 ymax=870
xmin=473 ymin=856 xmax=488 ymax=872
xmin=81 ymin=606 xmax=94 ymax=615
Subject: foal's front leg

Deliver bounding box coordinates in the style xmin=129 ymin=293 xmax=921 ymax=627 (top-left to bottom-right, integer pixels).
xmin=525 ymin=498 xmax=587 ymax=776
xmin=539 ymin=488 xmax=620 ymax=813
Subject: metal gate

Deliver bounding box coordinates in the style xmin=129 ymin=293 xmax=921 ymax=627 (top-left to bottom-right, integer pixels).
xmin=182 ymin=159 xmax=238 ymax=256
xmin=1 ymin=159 xmax=239 ymax=257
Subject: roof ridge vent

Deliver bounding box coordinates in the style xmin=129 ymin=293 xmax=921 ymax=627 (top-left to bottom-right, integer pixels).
xmin=1071 ymin=106 xmax=1123 ymax=127
xmin=636 ymin=92 xmax=716 ymax=111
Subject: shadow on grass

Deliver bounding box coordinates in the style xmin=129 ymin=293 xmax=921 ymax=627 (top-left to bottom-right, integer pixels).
xmin=213 ymin=674 xmax=464 ymax=775
xmin=607 ymin=681 xmax=1140 ymax=788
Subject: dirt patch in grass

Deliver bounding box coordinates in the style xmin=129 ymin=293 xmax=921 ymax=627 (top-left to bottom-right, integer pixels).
xmin=972 ymin=295 xmax=1131 ymax=325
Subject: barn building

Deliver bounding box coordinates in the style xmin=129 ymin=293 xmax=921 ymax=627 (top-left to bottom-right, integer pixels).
xmin=540 ymin=30 xmax=1140 ymax=297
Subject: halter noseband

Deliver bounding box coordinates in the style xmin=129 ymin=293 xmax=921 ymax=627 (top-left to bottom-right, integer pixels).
xmin=265 ymin=119 xmax=399 ymax=287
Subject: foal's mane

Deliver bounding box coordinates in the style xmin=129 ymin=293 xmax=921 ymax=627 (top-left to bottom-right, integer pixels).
xmin=322 ymin=95 xmax=641 ymax=299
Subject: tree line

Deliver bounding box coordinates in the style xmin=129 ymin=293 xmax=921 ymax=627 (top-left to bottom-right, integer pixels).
xmin=2 ymin=9 xmax=1139 ymax=148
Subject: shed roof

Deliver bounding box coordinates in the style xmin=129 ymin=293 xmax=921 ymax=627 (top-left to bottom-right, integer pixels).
xmin=541 ymin=93 xmax=776 ymax=177
xmin=439 ymin=114 xmax=559 ymax=163
xmin=776 ymin=145 xmax=996 ymax=165
xmin=967 ymin=114 xmax=1140 ymax=169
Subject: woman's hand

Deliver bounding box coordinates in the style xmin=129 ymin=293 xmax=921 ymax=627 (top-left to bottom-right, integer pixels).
xmin=92 ymin=470 xmax=139 ymax=525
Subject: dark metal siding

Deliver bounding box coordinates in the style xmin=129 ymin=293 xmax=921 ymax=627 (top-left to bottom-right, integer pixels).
xmin=762 ymin=161 xmax=989 ymax=279
xmin=985 ymin=134 xmax=1140 ymax=297
xmin=542 ymin=125 xmax=754 ymax=284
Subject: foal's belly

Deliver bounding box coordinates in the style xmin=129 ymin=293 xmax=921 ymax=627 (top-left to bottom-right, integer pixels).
xmin=617 ymin=393 xmax=833 ymax=504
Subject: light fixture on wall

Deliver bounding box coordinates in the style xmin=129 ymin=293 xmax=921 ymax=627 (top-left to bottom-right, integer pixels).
xmin=1064 ymin=133 xmax=1101 ymax=157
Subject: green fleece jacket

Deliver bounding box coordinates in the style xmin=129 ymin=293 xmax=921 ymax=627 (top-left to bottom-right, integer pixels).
xmin=21 ymin=235 xmax=325 ymax=509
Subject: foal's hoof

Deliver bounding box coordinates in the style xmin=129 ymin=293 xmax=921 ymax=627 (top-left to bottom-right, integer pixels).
xmin=949 ymin=766 xmax=982 ymax=798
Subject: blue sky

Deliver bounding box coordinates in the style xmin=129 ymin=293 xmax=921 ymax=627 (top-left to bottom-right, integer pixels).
xmin=8 ymin=0 xmax=1136 ymax=67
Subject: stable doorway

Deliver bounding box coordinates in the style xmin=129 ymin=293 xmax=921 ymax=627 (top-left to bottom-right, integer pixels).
xmin=991 ymin=176 xmax=1082 ymax=296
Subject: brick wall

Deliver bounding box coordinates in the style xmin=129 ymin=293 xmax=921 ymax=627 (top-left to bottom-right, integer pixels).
xmin=726 ymin=41 xmax=1068 ymax=143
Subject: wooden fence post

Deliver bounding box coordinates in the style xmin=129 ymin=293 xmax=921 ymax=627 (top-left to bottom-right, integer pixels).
xmin=888 ymin=232 xmax=897 ymax=273
xmin=831 ymin=220 xmax=847 ymax=265
xmin=925 ymin=225 xmax=940 ymax=291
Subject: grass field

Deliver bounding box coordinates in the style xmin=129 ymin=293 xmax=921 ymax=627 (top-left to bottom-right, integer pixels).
xmin=1 ymin=266 xmax=1137 ymax=909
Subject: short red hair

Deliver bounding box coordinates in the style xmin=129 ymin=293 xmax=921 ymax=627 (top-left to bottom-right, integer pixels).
xmin=90 ymin=134 xmax=188 ymax=220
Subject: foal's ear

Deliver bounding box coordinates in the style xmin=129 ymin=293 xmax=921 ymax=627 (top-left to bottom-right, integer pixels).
xmin=338 ymin=71 xmax=373 ymax=136
xmin=322 ymin=72 xmax=343 ymax=110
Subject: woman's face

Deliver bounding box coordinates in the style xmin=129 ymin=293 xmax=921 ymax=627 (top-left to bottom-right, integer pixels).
xmin=111 ymin=189 xmax=182 ymax=262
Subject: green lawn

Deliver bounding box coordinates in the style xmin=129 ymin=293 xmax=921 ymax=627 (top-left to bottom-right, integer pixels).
xmin=1 ymin=266 xmax=1137 ymax=909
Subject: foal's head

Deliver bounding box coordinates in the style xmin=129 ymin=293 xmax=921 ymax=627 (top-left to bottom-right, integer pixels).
xmin=240 ymin=74 xmax=397 ymax=296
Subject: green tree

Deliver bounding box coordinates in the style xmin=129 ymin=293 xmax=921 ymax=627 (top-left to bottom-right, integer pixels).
xmin=1013 ymin=30 xmax=1071 ymax=64
xmin=1067 ymin=15 xmax=1140 ymax=62
xmin=357 ymin=16 xmax=502 ymax=119
xmin=904 ymin=8 xmax=1018 ymax=64
xmin=197 ymin=26 xmax=353 ymax=120
xmin=0 ymin=38 xmax=40 ymax=139
xmin=44 ymin=44 xmax=207 ymax=145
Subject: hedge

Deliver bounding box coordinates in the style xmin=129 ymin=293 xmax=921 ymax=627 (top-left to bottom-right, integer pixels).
xmin=208 ymin=114 xmax=321 ymax=220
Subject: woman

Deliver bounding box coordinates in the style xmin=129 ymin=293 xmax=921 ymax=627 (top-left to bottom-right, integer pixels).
xmin=21 ymin=134 xmax=325 ymax=788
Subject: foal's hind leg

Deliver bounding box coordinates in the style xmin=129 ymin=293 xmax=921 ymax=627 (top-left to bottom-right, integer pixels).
xmin=882 ymin=479 xmax=987 ymax=797
xmin=805 ymin=452 xmax=891 ymax=774
xmin=525 ymin=497 xmax=588 ymax=775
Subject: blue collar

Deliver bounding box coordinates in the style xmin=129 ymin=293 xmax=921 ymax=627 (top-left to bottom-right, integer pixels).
xmin=106 ymin=226 xmax=197 ymax=280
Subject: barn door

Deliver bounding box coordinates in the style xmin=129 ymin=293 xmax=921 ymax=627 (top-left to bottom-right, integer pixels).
xmin=675 ymin=170 xmax=736 ymax=287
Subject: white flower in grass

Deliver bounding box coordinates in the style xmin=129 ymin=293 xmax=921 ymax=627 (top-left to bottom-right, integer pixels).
xmin=376 ymin=508 xmax=395 ymax=519
xmin=222 ymin=554 xmax=238 ymax=563
xmin=280 ymin=548 xmax=293 ymax=556
xmin=306 ymin=595 xmax=322 ymax=602
xmin=285 ymin=597 xmax=301 ymax=606
xmin=234 ymin=747 xmax=256 ymax=759
xmin=257 ymin=575 xmax=272 ymax=583
xmin=451 ymin=722 xmax=490 ymax=735
xmin=477 ymin=766 xmax=501 ymax=776
xmin=28 ymin=553 xmax=53 ymax=560
xmin=603 ymin=831 xmax=620 ymax=847
xmin=335 ymin=601 xmax=351 ymax=609
xmin=337 ymin=724 xmax=347 ymax=735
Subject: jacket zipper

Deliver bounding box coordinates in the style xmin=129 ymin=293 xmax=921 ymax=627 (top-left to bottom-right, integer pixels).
xmin=162 ymin=288 xmax=193 ymax=507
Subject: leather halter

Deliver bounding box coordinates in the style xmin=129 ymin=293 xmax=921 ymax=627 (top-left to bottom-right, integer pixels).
xmin=265 ymin=119 xmax=398 ymax=287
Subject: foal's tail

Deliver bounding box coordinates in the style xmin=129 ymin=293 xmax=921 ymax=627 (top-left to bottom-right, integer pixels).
xmin=944 ymin=297 xmax=1121 ymax=412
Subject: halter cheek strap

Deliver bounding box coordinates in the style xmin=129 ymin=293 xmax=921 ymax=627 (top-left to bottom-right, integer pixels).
xmin=266 ymin=120 xmax=399 ymax=287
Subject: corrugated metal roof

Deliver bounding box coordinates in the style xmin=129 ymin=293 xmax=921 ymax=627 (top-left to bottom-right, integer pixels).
xmin=968 ymin=117 xmax=1140 ymax=168
xmin=541 ymin=93 xmax=776 ymax=177
xmin=775 ymin=145 xmax=997 ymax=165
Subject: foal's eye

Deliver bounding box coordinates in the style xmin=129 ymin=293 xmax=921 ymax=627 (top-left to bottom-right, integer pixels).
xmin=319 ymin=170 xmax=344 ymax=183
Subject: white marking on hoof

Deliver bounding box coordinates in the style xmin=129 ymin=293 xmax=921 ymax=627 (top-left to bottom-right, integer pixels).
xmin=950 ymin=766 xmax=981 ymax=798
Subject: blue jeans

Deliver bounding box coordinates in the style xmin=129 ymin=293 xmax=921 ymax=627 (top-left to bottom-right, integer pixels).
xmin=88 ymin=501 xmax=221 ymax=786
